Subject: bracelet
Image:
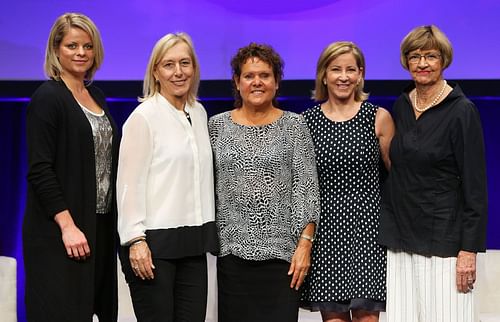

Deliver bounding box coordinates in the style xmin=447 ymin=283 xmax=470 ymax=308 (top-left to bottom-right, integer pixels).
xmin=128 ymin=238 xmax=146 ymax=247
xmin=300 ymin=234 xmax=315 ymax=243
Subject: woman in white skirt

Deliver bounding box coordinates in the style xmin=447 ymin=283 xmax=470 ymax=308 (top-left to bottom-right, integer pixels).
xmin=378 ymin=25 xmax=488 ymax=322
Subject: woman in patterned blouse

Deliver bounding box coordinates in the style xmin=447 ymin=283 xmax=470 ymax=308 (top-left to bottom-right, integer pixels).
xmin=209 ymin=43 xmax=321 ymax=322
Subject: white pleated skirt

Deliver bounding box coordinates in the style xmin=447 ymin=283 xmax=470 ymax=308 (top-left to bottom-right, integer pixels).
xmin=386 ymin=249 xmax=477 ymax=322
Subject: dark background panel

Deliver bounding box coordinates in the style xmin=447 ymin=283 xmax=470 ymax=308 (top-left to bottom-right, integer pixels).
xmin=1 ymin=80 xmax=498 ymax=322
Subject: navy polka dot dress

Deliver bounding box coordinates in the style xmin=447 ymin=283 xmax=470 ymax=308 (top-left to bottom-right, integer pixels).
xmin=301 ymin=101 xmax=386 ymax=312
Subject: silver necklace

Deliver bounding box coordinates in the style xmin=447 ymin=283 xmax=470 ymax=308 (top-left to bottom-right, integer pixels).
xmin=414 ymin=80 xmax=447 ymax=113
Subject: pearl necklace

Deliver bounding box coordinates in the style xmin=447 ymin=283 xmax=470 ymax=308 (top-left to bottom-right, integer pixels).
xmin=413 ymin=80 xmax=447 ymax=113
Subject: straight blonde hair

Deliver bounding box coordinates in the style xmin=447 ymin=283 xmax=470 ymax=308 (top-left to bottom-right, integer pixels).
xmin=140 ymin=32 xmax=200 ymax=105
xmin=44 ymin=13 xmax=104 ymax=82
xmin=313 ymin=41 xmax=368 ymax=102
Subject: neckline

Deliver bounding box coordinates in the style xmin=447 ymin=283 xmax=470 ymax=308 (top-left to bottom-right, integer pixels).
xmin=76 ymin=99 xmax=105 ymax=117
xmin=228 ymin=110 xmax=286 ymax=128
xmin=413 ymin=80 xmax=447 ymax=113
xmin=157 ymin=93 xmax=189 ymax=113
xmin=319 ymin=101 xmax=364 ymax=124
xmin=406 ymin=82 xmax=454 ymax=120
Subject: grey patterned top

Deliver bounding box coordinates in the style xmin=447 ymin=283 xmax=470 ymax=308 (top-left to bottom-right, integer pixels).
xmin=81 ymin=106 xmax=113 ymax=214
xmin=209 ymin=111 xmax=320 ymax=262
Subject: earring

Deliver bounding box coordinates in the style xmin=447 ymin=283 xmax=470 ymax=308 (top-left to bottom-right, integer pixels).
xmin=323 ymin=80 xmax=327 ymax=85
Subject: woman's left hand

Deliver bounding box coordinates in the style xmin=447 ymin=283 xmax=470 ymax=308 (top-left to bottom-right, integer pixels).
xmin=288 ymin=239 xmax=312 ymax=290
xmin=129 ymin=241 xmax=155 ymax=280
xmin=456 ymin=250 xmax=477 ymax=293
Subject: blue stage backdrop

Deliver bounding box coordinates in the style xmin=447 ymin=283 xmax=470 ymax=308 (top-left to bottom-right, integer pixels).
xmin=1 ymin=0 xmax=500 ymax=81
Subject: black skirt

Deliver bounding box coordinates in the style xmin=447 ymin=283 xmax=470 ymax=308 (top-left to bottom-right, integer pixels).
xmin=217 ymin=254 xmax=300 ymax=322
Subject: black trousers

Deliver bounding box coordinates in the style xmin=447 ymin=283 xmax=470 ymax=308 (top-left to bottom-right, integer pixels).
xmin=94 ymin=213 xmax=118 ymax=322
xmin=217 ymin=254 xmax=300 ymax=322
xmin=121 ymin=253 xmax=208 ymax=322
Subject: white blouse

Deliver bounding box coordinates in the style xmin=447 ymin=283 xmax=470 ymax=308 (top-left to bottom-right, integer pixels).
xmin=117 ymin=93 xmax=215 ymax=245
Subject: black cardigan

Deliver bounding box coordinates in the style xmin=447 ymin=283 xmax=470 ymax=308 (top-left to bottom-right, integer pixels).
xmin=378 ymin=82 xmax=488 ymax=257
xmin=23 ymin=79 xmax=120 ymax=321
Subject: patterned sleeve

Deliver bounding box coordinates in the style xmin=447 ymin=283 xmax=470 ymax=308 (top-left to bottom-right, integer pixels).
xmin=208 ymin=115 xmax=218 ymax=145
xmin=290 ymin=114 xmax=320 ymax=239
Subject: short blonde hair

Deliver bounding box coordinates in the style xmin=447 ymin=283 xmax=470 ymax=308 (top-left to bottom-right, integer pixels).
xmin=313 ymin=41 xmax=368 ymax=102
xmin=140 ymin=32 xmax=200 ymax=105
xmin=400 ymin=25 xmax=453 ymax=70
xmin=44 ymin=13 xmax=104 ymax=82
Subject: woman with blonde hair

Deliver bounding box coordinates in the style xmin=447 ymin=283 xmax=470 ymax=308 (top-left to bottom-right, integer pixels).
xmin=117 ymin=32 xmax=217 ymax=321
xmin=24 ymin=13 xmax=118 ymax=322
xmin=301 ymin=41 xmax=394 ymax=322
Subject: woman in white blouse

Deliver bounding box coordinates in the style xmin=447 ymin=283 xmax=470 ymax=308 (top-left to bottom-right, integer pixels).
xmin=116 ymin=32 xmax=218 ymax=322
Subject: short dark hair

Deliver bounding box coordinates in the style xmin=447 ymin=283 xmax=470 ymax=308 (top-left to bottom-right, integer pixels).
xmin=230 ymin=43 xmax=284 ymax=108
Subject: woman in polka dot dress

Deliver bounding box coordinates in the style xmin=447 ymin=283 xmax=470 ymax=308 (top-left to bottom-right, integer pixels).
xmin=300 ymin=41 xmax=395 ymax=322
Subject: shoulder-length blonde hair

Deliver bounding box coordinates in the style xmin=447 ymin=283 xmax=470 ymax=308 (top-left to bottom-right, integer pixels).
xmin=44 ymin=13 xmax=104 ymax=82
xmin=400 ymin=25 xmax=453 ymax=71
xmin=313 ymin=41 xmax=368 ymax=102
xmin=140 ymin=32 xmax=200 ymax=105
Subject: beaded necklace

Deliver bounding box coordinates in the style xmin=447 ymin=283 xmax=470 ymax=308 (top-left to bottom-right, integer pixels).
xmin=413 ymin=80 xmax=447 ymax=113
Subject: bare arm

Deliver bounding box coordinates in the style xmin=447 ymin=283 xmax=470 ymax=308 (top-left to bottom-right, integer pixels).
xmin=375 ymin=107 xmax=395 ymax=170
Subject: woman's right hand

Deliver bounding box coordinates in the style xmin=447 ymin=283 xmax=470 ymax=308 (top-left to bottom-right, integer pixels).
xmin=54 ymin=210 xmax=91 ymax=260
xmin=61 ymin=224 xmax=90 ymax=260
xmin=129 ymin=241 xmax=155 ymax=280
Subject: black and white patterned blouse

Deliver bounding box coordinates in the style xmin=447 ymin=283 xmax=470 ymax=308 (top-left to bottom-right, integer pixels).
xmin=209 ymin=110 xmax=320 ymax=262
xmin=81 ymin=105 xmax=113 ymax=214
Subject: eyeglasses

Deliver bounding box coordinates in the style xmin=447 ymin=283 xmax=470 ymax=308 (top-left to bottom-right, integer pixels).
xmin=407 ymin=53 xmax=441 ymax=64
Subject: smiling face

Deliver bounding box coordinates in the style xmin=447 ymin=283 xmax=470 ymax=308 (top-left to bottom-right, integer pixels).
xmin=324 ymin=52 xmax=362 ymax=103
xmin=407 ymin=48 xmax=444 ymax=86
xmin=56 ymin=27 xmax=95 ymax=79
xmin=235 ymin=57 xmax=278 ymax=110
xmin=154 ymin=41 xmax=194 ymax=108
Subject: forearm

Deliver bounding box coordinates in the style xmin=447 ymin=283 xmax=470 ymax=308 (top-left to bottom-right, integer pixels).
xmin=300 ymin=222 xmax=316 ymax=242
xmin=54 ymin=209 xmax=75 ymax=231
